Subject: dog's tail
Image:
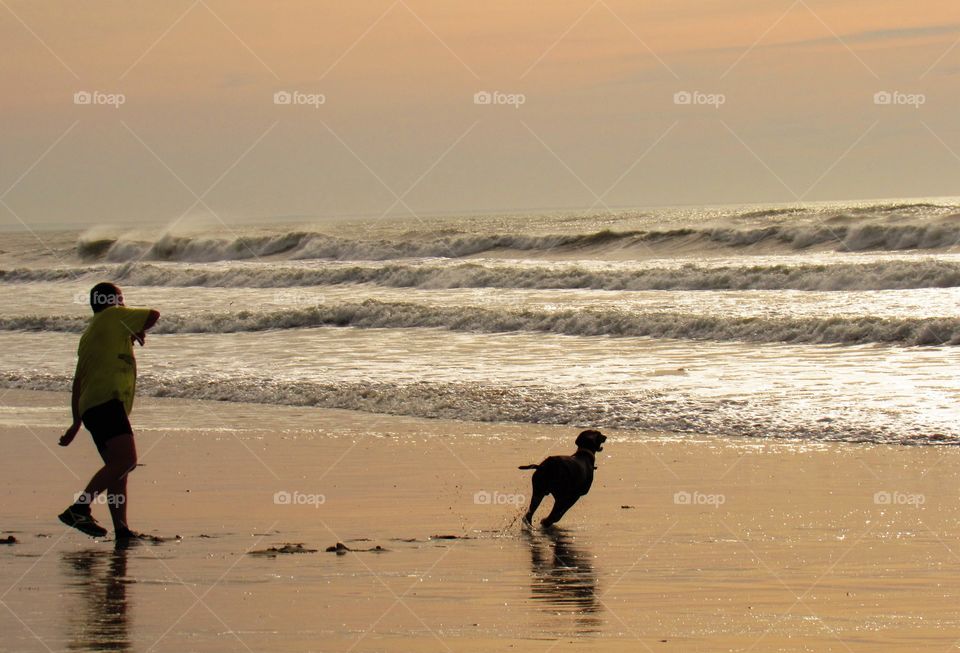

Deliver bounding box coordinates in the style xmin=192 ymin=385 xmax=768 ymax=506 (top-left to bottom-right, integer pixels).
xmin=517 ymin=464 xmax=539 ymax=470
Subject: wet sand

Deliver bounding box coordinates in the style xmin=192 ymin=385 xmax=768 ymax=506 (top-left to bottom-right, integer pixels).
xmin=2 ymin=389 xmax=960 ymax=651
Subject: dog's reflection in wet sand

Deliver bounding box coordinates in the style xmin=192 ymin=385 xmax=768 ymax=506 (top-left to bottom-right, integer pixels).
xmin=525 ymin=526 xmax=602 ymax=634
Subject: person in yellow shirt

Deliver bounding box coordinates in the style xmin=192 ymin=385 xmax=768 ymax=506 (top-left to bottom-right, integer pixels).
xmin=58 ymin=282 xmax=160 ymax=540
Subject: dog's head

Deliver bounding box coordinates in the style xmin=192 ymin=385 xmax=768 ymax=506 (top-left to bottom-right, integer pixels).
xmin=575 ymin=429 xmax=606 ymax=453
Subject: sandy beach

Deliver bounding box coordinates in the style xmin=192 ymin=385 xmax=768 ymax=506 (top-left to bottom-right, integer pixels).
xmin=6 ymin=0 xmax=960 ymax=649
xmin=0 ymin=388 xmax=957 ymax=651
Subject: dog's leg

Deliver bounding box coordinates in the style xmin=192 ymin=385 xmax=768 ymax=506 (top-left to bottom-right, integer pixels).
xmin=524 ymin=492 xmax=546 ymax=525
xmin=540 ymin=495 xmax=578 ymax=528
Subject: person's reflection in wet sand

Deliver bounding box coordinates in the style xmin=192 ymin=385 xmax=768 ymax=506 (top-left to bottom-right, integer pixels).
xmin=525 ymin=526 xmax=603 ymax=634
xmin=61 ymin=542 xmax=132 ymax=652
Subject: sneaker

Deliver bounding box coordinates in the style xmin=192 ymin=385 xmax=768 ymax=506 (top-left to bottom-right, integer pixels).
xmin=58 ymin=507 xmax=107 ymax=538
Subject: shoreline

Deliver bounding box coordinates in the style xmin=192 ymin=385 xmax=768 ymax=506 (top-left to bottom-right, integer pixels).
xmin=2 ymin=389 xmax=959 ymax=651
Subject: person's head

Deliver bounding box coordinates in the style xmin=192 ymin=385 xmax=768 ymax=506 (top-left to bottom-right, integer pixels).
xmin=89 ymin=282 xmax=123 ymax=313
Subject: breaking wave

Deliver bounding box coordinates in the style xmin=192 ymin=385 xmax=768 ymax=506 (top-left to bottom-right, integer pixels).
xmin=7 ymin=258 xmax=960 ymax=292
xmin=2 ymin=300 xmax=957 ymax=346
xmin=78 ymin=230 xmax=633 ymax=262
xmin=76 ymin=219 xmax=960 ymax=263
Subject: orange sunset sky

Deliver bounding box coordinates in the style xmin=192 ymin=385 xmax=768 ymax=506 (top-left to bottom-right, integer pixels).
xmin=1 ymin=0 xmax=958 ymax=227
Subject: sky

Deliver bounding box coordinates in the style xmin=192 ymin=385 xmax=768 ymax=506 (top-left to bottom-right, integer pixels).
xmin=1 ymin=0 xmax=959 ymax=229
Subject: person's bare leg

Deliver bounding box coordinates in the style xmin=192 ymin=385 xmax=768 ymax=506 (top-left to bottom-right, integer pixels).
xmin=107 ymin=473 xmax=129 ymax=533
xmin=61 ymin=435 xmax=136 ymax=538
xmin=80 ymin=435 xmax=136 ymax=523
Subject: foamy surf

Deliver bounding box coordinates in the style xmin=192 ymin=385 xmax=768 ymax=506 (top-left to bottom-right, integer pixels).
xmin=1 ymin=299 xmax=957 ymax=346
xmin=0 ymin=368 xmax=952 ymax=446
xmin=6 ymin=257 xmax=960 ymax=291
xmin=5 ymin=198 xmax=960 ymax=444
xmin=68 ymin=200 xmax=960 ymax=263
xmin=77 ymin=220 xmax=960 ymax=263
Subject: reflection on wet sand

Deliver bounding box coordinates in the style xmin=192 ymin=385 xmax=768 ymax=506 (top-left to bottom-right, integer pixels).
xmin=61 ymin=544 xmax=132 ymax=652
xmin=525 ymin=526 xmax=603 ymax=634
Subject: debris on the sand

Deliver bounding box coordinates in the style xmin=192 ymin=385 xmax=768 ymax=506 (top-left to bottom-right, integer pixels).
xmin=249 ymin=543 xmax=318 ymax=557
xmin=271 ymin=543 xmax=316 ymax=554
xmin=120 ymin=534 xmax=181 ymax=544
xmin=429 ymin=534 xmax=469 ymax=540
xmin=621 ymin=505 xmax=635 ymax=509
xmin=0 ymin=535 xmax=16 ymax=544
xmin=325 ymin=542 xmax=388 ymax=554
xmin=145 ymin=534 xmax=181 ymax=543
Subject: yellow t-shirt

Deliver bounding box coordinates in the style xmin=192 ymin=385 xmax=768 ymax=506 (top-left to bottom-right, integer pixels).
xmin=77 ymin=306 xmax=153 ymax=416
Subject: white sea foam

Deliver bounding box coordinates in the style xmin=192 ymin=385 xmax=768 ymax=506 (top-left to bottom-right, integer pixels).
xmin=6 ymin=258 xmax=960 ymax=291
xmin=0 ymin=371 xmax=950 ymax=445
xmin=1 ymin=299 xmax=956 ymax=346
xmin=75 ymin=213 xmax=960 ymax=263
xmin=7 ymin=199 xmax=960 ymax=444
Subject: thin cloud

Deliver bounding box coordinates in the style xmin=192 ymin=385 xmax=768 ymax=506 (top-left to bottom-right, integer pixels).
xmin=686 ymin=22 xmax=960 ymax=56
xmin=783 ymin=23 xmax=960 ymax=47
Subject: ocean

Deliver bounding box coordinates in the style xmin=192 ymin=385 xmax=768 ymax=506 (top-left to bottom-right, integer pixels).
xmin=3 ymin=197 xmax=960 ymax=445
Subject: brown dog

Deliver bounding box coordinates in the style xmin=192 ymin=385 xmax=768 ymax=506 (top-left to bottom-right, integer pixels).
xmin=520 ymin=429 xmax=607 ymax=527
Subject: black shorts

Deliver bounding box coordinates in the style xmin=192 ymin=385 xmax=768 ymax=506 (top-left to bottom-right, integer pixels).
xmin=82 ymin=399 xmax=133 ymax=454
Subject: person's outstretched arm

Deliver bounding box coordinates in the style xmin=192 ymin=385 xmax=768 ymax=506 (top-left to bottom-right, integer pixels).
xmin=60 ymin=364 xmax=82 ymax=447
xmin=131 ymin=309 xmax=160 ymax=346
xmin=144 ymin=309 xmax=160 ymax=331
